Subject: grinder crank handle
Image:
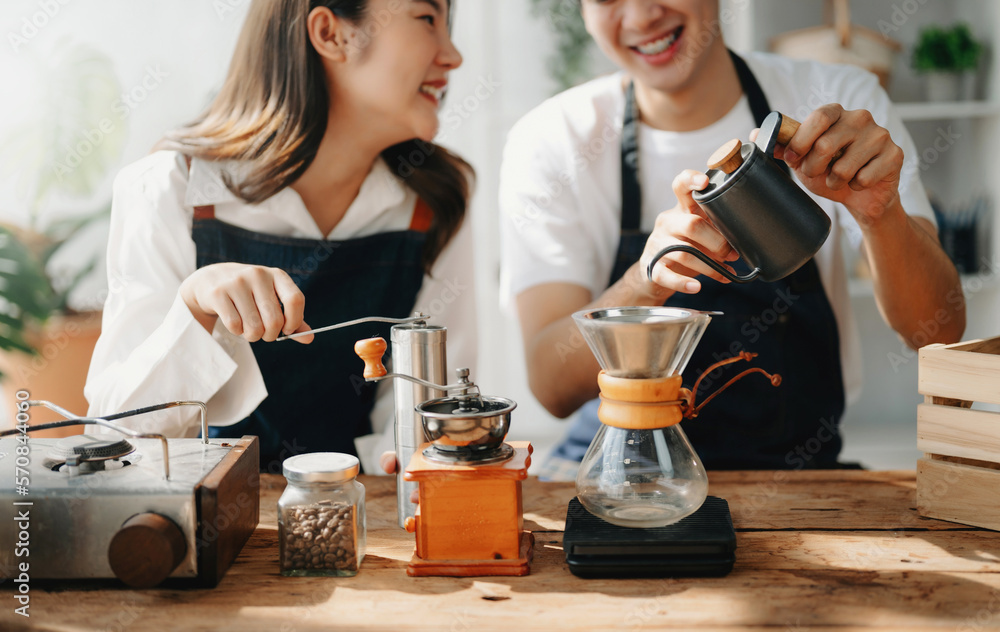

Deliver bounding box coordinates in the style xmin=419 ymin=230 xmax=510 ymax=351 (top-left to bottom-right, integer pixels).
xmin=277 ymin=313 xmax=429 ymax=342
xmin=354 ymin=337 xmax=478 ymax=394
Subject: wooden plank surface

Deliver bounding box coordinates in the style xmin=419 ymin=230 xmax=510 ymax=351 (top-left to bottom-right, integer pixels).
xmin=919 ymin=343 xmax=1000 ymax=405
xmin=4 ymin=471 xmax=1000 ymax=632
xmin=918 ymin=403 xmax=1000 ymax=463
xmin=917 ymin=457 xmax=1000 ymax=531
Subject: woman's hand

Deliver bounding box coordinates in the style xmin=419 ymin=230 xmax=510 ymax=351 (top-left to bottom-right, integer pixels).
xmin=641 ymin=170 xmax=739 ymax=295
xmin=770 ymin=104 xmax=904 ymax=230
xmin=179 ymin=263 xmax=315 ymax=343
xmin=380 ymin=451 xmax=419 ymax=503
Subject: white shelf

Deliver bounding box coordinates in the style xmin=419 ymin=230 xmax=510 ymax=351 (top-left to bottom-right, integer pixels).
xmin=895 ymin=101 xmax=1000 ymax=121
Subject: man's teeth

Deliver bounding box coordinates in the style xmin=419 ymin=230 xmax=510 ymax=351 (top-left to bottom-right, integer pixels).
xmin=420 ymin=85 xmax=444 ymax=100
xmin=636 ymin=29 xmax=680 ymax=55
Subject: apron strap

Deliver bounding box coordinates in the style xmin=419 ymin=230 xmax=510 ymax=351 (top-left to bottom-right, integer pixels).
xmin=621 ymin=81 xmax=642 ymax=232
xmin=409 ymin=198 xmax=433 ymax=233
xmin=728 ymin=50 xmax=791 ymax=178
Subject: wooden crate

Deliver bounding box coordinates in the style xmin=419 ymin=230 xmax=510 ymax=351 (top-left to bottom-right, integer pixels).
xmin=916 ymin=337 xmax=1000 ymax=531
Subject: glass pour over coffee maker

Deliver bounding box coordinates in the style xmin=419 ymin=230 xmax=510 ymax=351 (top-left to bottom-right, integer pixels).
xmin=572 ymin=307 xmax=781 ymax=528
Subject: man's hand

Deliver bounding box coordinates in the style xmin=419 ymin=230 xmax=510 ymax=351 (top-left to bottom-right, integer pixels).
xmin=642 ymin=170 xmax=740 ymax=295
xmin=770 ymin=105 xmax=904 ymax=230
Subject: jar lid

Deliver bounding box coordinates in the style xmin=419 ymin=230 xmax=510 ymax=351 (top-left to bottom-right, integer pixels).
xmin=283 ymin=453 xmax=359 ymax=483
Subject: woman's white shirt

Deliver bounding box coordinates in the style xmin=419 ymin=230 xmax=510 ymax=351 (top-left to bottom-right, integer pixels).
xmin=85 ymin=150 xmax=477 ymax=472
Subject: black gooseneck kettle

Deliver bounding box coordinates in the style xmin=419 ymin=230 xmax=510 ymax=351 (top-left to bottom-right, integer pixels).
xmin=647 ymin=112 xmax=833 ymax=284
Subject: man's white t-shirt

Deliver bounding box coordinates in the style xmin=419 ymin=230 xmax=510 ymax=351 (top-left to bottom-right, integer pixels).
xmin=499 ymin=52 xmax=935 ymax=406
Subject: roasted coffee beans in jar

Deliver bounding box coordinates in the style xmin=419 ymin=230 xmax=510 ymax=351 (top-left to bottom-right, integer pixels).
xmin=279 ymin=453 xmax=366 ymax=577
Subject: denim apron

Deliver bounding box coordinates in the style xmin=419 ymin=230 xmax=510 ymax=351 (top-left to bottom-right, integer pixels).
xmin=552 ymin=51 xmax=845 ymax=470
xmin=192 ymin=185 xmax=432 ymax=472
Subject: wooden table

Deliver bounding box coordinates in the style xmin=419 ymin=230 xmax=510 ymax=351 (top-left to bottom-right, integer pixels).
xmin=6 ymin=470 xmax=1000 ymax=631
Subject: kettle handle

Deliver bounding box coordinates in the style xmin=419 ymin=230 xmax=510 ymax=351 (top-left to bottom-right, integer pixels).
xmin=758 ymin=112 xmax=845 ymax=163
xmin=646 ymin=244 xmax=761 ymax=285
xmin=758 ymin=111 xmax=801 ymax=157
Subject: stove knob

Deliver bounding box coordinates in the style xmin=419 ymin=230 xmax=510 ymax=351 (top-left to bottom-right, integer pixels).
xmin=108 ymin=513 xmax=187 ymax=588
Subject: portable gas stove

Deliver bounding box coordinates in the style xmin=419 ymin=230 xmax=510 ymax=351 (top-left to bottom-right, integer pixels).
xmin=0 ymin=400 xmax=259 ymax=588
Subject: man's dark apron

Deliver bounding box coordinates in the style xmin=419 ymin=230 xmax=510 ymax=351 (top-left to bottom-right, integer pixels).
xmin=191 ymin=187 xmax=433 ymax=472
xmin=552 ymin=52 xmax=845 ymax=470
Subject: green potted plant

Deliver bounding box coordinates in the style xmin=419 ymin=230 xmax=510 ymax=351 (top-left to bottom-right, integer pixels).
xmin=912 ymin=24 xmax=984 ymax=101
xmin=529 ymin=0 xmax=596 ymax=90
xmin=0 ymin=40 xmax=124 ymax=435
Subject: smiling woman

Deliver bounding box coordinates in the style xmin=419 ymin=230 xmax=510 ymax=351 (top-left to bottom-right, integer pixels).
xmin=84 ymin=0 xmax=477 ymax=473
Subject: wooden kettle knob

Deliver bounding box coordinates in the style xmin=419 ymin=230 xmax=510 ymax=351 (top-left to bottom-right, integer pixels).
xmin=775 ymin=115 xmax=800 ymax=146
xmin=108 ymin=513 xmax=187 ymax=588
xmin=707 ymin=139 xmax=744 ymax=174
xmin=355 ymin=337 xmax=388 ymax=378
xmin=775 ymin=114 xmax=844 ymax=162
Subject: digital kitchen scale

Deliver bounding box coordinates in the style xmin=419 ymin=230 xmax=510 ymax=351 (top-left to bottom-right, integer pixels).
xmin=563 ymin=496 xmax=736 ymax=579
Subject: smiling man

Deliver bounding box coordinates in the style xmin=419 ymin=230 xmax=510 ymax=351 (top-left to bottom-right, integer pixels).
xmin=499 ymin=0 xmax=965 ymax=478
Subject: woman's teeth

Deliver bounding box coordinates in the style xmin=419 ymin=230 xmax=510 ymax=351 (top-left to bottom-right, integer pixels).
xmin=635 ymin=27 xmax=682 ymax=55
xmin=419 ymin=84 xmax=444 ymax=101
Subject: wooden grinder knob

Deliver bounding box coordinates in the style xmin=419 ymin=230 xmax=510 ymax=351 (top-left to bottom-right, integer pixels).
xmin=108 ymin=513 xmax=187 ymax=589
xmin=707 ymin=139 xmax=744 ymax=174
xmin=355 ymin=337 xmax=388 ymax=378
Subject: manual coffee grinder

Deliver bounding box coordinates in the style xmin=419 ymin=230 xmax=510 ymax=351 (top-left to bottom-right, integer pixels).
xmin=563 ymin=307 xmax=780 ymax=578
xmin=355 ymin=337 xmax=533 ymax=577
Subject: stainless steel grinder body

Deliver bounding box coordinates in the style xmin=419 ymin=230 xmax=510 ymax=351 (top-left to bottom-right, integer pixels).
xmin=390 ymin=323 xmax=447 ymax=528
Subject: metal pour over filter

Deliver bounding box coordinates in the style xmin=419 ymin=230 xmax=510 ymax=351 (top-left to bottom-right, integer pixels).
xmin=572 ymin=307 xmax=713 ymax=379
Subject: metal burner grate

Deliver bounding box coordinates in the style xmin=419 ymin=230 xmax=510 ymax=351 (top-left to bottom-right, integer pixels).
xmin=49 ymin=435 xmax=137 ymax=463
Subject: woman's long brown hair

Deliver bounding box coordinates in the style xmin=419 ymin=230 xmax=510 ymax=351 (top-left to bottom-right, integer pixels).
xmin=160 ymin=0 xmax=471 ymax=272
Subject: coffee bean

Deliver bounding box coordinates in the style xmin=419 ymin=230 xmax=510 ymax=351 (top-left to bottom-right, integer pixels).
xmin=280 ymin=502 xmax=359 ymax=574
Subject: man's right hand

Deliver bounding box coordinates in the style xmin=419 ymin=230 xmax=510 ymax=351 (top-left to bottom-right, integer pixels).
xmin=640 ymin=170 xmax=739 ymax=295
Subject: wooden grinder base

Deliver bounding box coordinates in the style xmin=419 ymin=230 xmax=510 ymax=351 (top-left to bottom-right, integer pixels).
xmin=404 ymin=441 xmax=533 ymax=577
xmin=406 ymin=532 xmax=534 ymax=577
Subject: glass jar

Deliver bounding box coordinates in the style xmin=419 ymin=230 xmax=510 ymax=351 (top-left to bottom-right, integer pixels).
xmin=576 ymin=423 xmax=708 ymax=528
xmin=278 ymin=453 xmax=366 ymax=577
